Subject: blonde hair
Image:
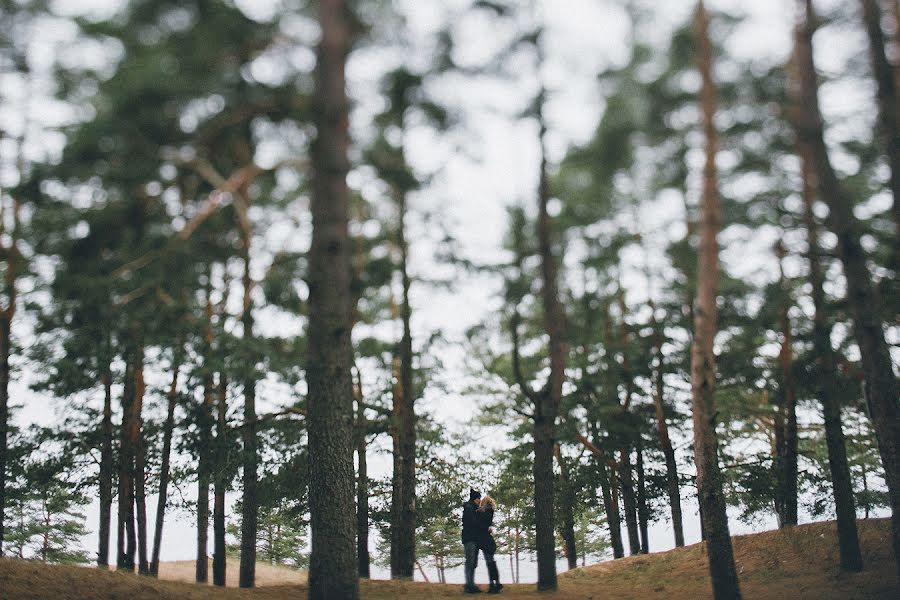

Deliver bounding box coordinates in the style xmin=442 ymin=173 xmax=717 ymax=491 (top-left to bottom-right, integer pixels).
xmin=478 ymin=495 xmax=496 ymax=512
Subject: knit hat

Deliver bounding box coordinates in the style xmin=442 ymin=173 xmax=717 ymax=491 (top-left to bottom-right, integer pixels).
xmin=469 ymin=488 xmax=482 ymax=501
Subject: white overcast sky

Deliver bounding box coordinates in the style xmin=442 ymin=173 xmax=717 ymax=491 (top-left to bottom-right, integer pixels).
xmin=5 ymin=0 xmax=888 ymax=584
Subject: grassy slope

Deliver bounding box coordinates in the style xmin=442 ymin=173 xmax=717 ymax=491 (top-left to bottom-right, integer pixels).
xmin=0 ymin=519 xmax=896 ymax=600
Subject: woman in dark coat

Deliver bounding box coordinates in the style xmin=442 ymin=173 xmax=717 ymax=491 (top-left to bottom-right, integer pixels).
xmin=476 ymin=495 xmax=502 ymax=594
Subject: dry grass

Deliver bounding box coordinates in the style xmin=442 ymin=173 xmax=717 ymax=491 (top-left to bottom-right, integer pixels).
xmin=1 ymin=519 xmax=896 ymax=600
xmin=156 ymin=559 xmax=306 ymax=587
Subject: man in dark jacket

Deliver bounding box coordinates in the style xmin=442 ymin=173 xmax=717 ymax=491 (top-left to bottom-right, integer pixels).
xmin=462 ymin=488 xmax=482 ymax=593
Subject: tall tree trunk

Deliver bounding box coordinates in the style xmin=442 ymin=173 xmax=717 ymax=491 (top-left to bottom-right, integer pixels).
xmin=239 ymin=243 xmax=258 ymax=589
xmin=791 ymin=0 xmax=900 ymax=579
xmin=861 ymin=0 xmax=900 ymax=237
xmin=213 ymin=373 xmax=227 ymax=587
xmin=355 ymin=378 xmax=370 ymax=578
xmin=391 ymin=190 xmax=417 ymax=580
xmin=132 ymin=345 xmax=149 ymax=575
xmin=117 ymin=352 xmax=136 ymax=572
xmin=636 ymin=442 xmax=650 ymax=554
xmin=691 ymin=3 xmax=742 ymax=598
xmin=774 ymin=241 xmax=799 ymax=528
xmin=554 ymin=445 xmax=578 ymax=570
xmin=306 ymin=0 xmax=359 ymax=597
xmin=196 ymin=290 xmax=214 ymax=584
xmin=150 ymin=359 xmax=180 ymax=576
xmin=0 ymin=197 xmax=19 ymax=554
xmin=798 ymin=143 xmax=864 ymax=571
xmin=649 ymin=306 xmax=685 ymax=547
xmin=618 ymin=448 xmax=640 ymax=556
xmin=532 ymin=66 xmax=567 ymax=592
xmin=98 ymin=356 xmax=114 ymax=567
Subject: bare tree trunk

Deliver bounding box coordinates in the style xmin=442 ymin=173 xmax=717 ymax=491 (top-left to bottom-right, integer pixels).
xmin=861 ymin=0 xmax=900 ymax=237
xmin=554 ymin=445 xmax=578 ymax=570
xmin=133 ymin=346 xmax=149 ymax=575
xmin=798 ymin=143 xmax=863 ymax=572
xmin=307 ymin=1 xmax=359 ymax=597
xmin=691 ymin=3 xmax=742 ymax=598
xmin=150 ymin=360 xmax=180 ymax=576
xmin=213 ymin=373 xmax=227 ymax=587
xmin=98 ymin=356 xmax=114 ymax=567
xmin=649 ymin=307 xmax=685 ymax=547
xmin=791 ymin=0 xmax=900 ymax=579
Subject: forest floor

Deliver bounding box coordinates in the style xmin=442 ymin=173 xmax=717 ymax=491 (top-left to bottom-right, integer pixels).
xmin=0 ymin=519 xmax=896 ymax=600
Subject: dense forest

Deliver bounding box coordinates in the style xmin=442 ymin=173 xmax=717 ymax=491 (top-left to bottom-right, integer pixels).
xmin=0 ymin=0 xmax=897 ymax=599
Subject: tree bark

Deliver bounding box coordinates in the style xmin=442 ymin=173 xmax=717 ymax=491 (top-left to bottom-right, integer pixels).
xmin=691 ymin=3 xmax=743 ymax=598
xmin=306 ymin=1 xmax=360 ymax=597
xmin=150 ymin=360 xmax=180 ymax=576
xmin=774 ymin=241 xmax=799 ymax=528
xmin=213 ymin=373 xmax=227 ymax=587
xmin=98 ymin=356 xmax=114 ymax=567
xmin=798 ymin=141 xmax=864 ymax=572
xmin=649 ymin=306 xmax=685 ymax=547
xmin=791 ymin=0 xmax=900 ymax=579
xmin=861 ymin=0 xmax=900 ymax=237
xmin=239 ymin=243 xmax=258 ymax=589
xmin=554 ymin=445 xmax=578 ymax=570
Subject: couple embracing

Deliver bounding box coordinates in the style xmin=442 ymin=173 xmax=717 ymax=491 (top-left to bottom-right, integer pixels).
xmin=461 ymin=488 xmax=503 ymax=594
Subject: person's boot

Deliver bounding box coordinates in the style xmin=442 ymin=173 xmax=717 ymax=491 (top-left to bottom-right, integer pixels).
xmin=487 ymin=562 xmax=502 ymax=594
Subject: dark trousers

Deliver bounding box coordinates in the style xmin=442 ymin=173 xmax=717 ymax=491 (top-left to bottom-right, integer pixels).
xmin=464 ymin=541 xmax=479 ymax=587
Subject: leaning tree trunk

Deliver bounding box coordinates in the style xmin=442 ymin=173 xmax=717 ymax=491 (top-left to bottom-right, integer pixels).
xmin=649 ymin=306 xmax=685 ymax=547
xmin=861 ymin=0 xmax=900 ymax=237
xmin=239 ymin=242 xmax=259 ymax=589
xmin=532 ymin=74 xmax=567 ymax=592
xmin=797 ymin=142 xmax=864 ymax=571
xmin=98 ymin=354 xmax=114 ymax=567
xmin=691 ymin=3 xmax=743 ymax=598
xmin=774 ymin=241 xmax=799 ymax=528
xmin=554 ymin=445 xmax=578 ymax=570
xmin=0 ymin=196 xmax=17 ymax=554
xmin=150 ymin=360 xmax=180 ymax=576
xmin=132 ymin=345 xmax=150 ymax=575
xmin=579 ymin=431 xmax=624 ymax=558
xmin=213 ymin=374 xmax=227 ymax=587
xmin=791 ymin=0 xmax=900 ymax=579
xmin=306 ymin=0 xmax=359 ymax=597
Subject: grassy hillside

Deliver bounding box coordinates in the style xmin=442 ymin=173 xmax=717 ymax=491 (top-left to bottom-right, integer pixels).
xmin=155 ymin=558 xmax=307 ymax=587
xmin=0 ymin=519 xmax=896 ymax=600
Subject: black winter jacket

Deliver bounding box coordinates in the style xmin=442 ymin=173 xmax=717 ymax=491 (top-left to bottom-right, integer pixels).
xmin=461 ymin=500 xmax=480 ymax=543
